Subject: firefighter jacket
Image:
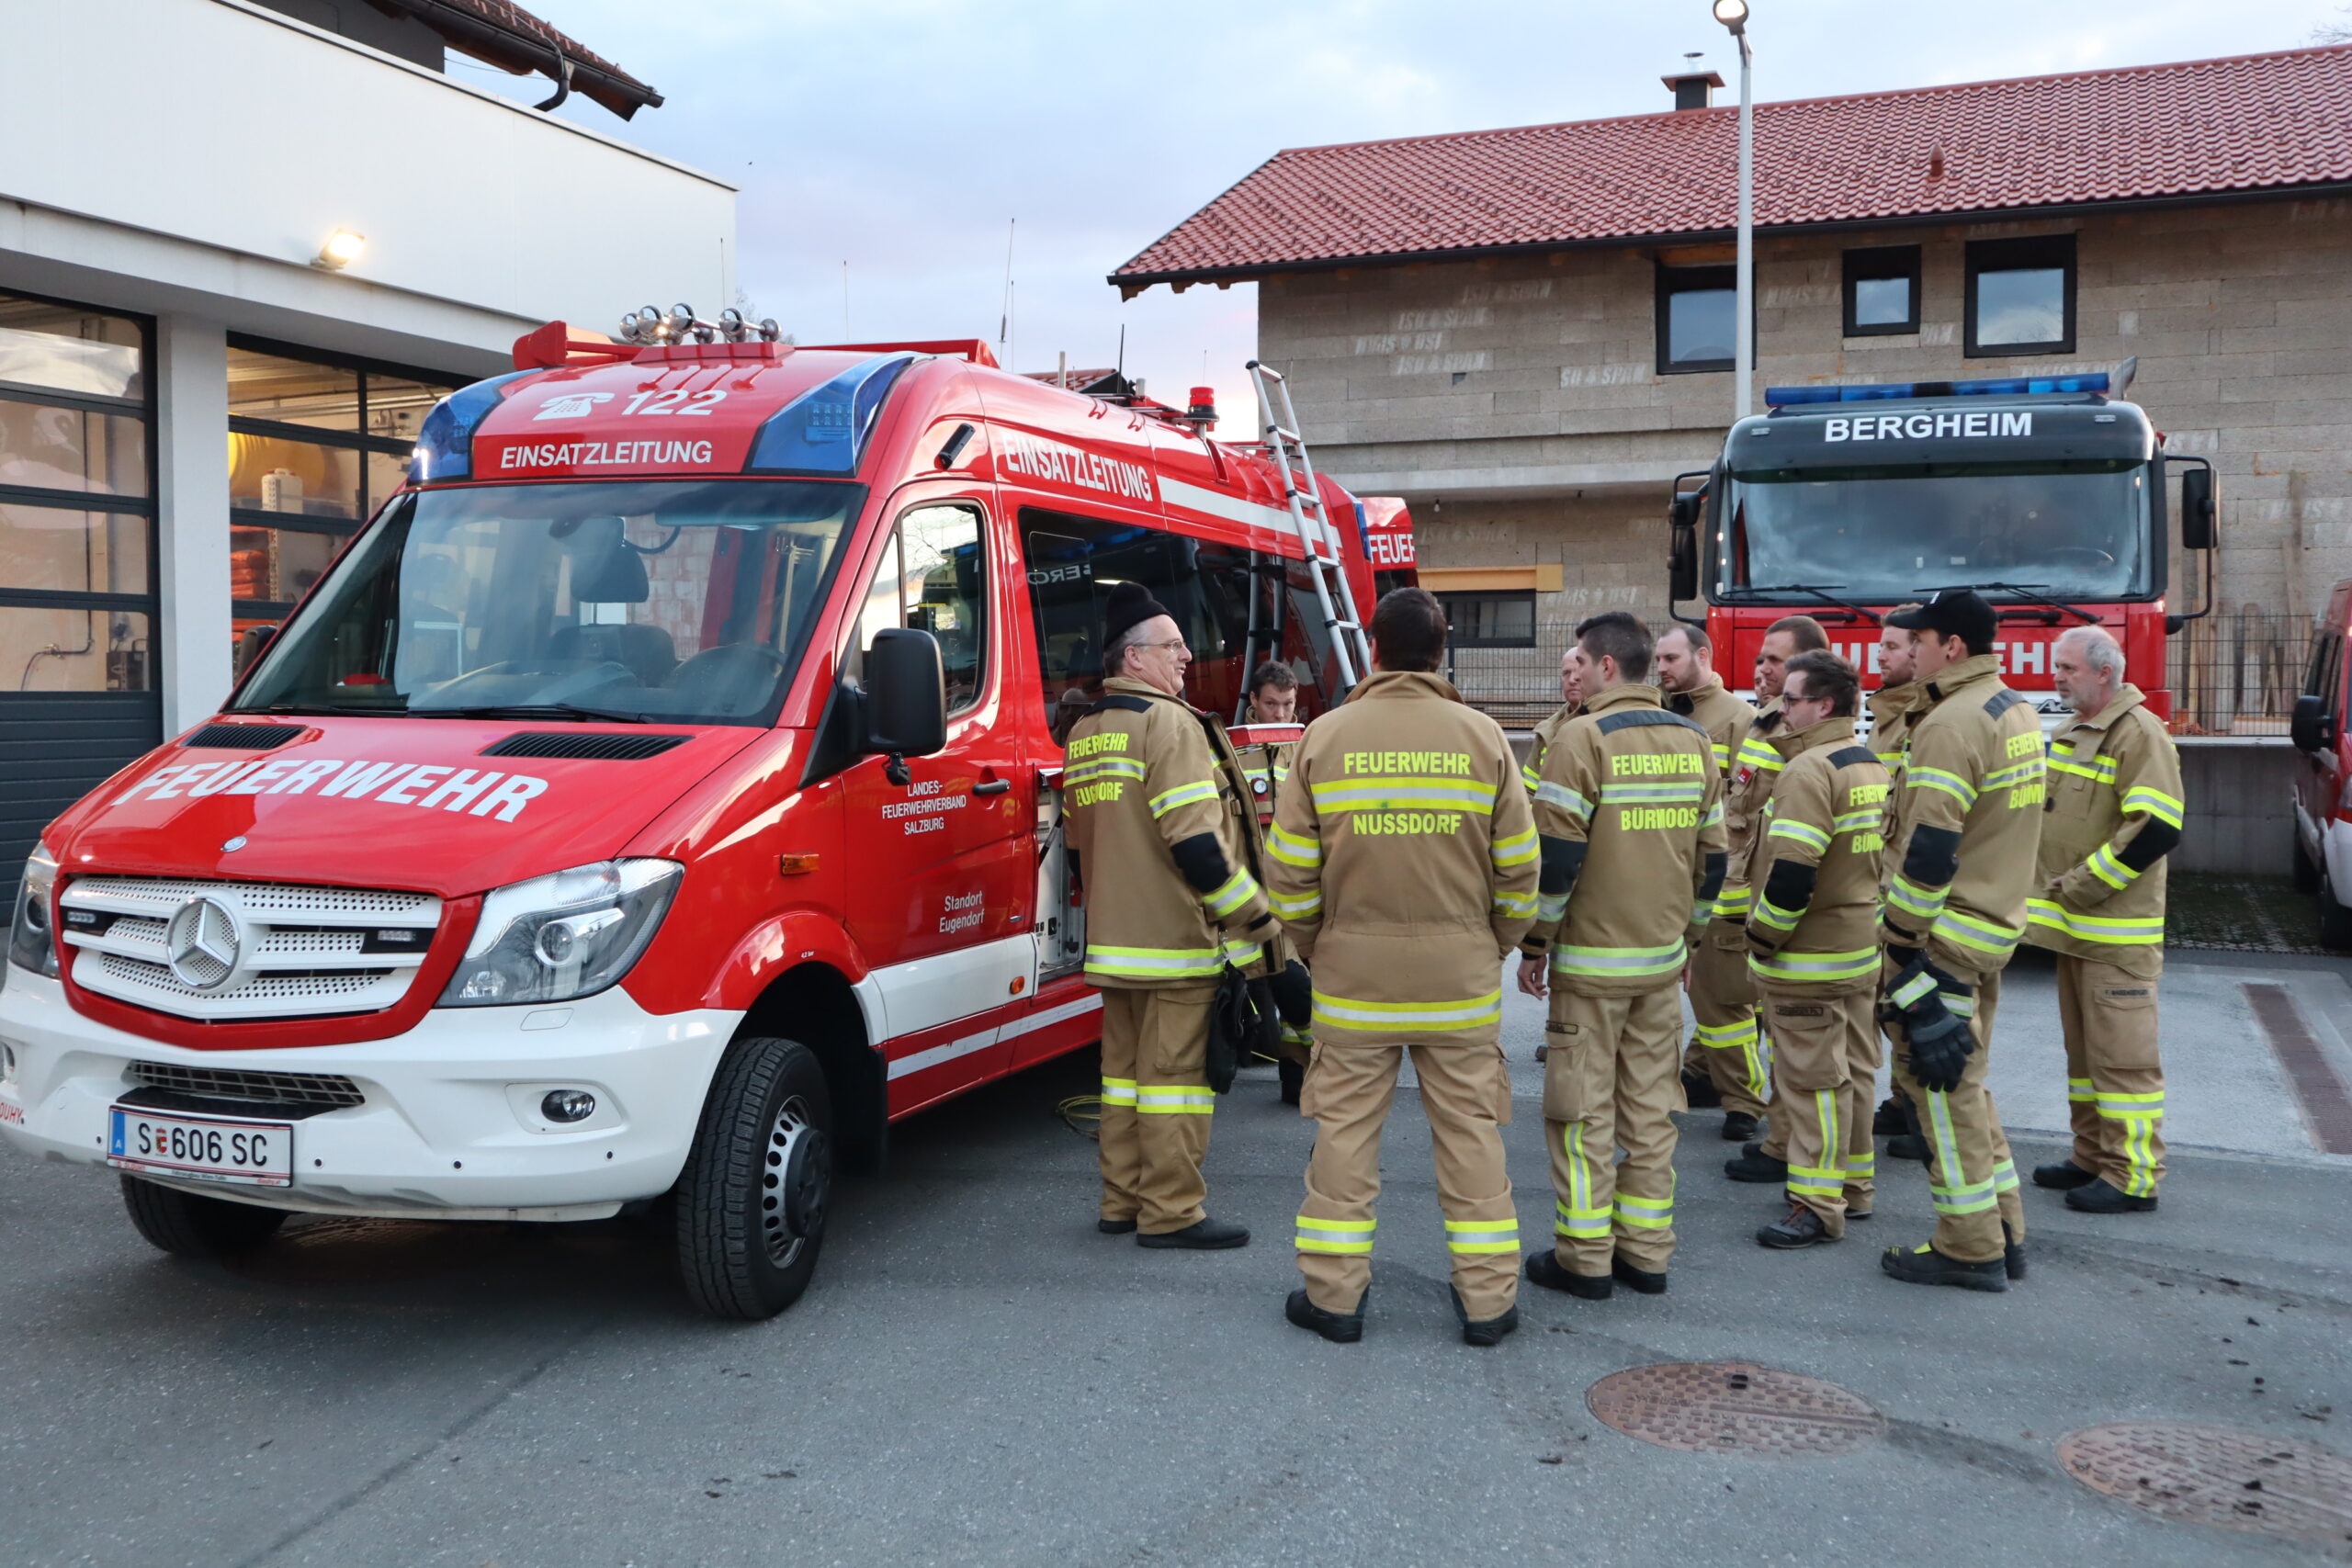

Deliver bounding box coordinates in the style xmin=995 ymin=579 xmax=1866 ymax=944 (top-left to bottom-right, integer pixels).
xmin=1520 ymin=701 xmax=1580 ymax=795
xmin=1523 ymin=683 xmax=1729 ymax=996
xmin=1867 ymin=681 xmax=1926 ymax=781
xmin=1265 ymin=671 xmax=1534 ymax=1044
xmin=1233 ymin=736 xmax=1295 ymax=825
xmin=1881 ymin=654 xmax=2047 ymax=978
xmin=1065 ymin=676 xmax=1279 ymax=989
xmin=1706 ymin=699 xmax=1788 ymax=932
xmin=1742 ymin=716 xmax=1893 ymax=994
xmin=2024 ymin=683 xmax=2183 ymax=980
xmin=1668 ymin=674 xmax=1757 ymax=781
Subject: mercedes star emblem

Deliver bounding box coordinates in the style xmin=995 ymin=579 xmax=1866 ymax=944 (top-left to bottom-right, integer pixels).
xmin=221 ymin=836 xmax=247 ymax=852
xmin=164 ymin=897 xmax=243 ymax=991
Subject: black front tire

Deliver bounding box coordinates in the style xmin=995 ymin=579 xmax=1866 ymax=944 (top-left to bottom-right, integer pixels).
xmin=674 ymin=1036 xmax=834 ymax=1320
xmin=119 ymin=1176 xmax=288 ymax=1257
xmin=2293 ymin=829 xmax=2322 ymax=893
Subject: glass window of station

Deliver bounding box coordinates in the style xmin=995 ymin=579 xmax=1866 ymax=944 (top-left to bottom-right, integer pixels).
xmin=227 ymin=341 xmax=459 ymax=647
xmin=0 ymin=290 xmax=155 ymax=694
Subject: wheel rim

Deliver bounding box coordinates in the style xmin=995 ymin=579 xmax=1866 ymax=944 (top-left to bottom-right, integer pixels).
xmin=760 ymin=1094 xmax=830 ymax=1268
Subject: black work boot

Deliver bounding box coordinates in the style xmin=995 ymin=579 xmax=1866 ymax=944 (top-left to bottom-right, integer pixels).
xmin=1872 ymin=1096 xmax=1909 ymax=1135
xmin=1724 ymin=1146 xmax=1788 ymax=1183
xmin=1680 ymin=1067 xmax=1723 ymax=1109
xmin=1881 ymin=1241 xmax=2007 ymax=1292
xmin=1138 ymin=1216 xmax=1250 ymax=1249
xmin=1285 ymin=1288 xmax=1364 ymax=1343
xmin=1611 ymin=1256 xmax=1669 ymax=1295
xmin=1277 ymin=1056 xmax=1304 ymax=1107
xmin=1886 ymin=1134 xmax=1929 ymax=1162
xmin=2065 ymin=1177 xmax=2157 ymax=1214
xmin=1097 ymin=1217 xmax=1137 ymax=1235
xmin=1757 ymin=1205 xmax=1836 ymax=1249
xmin=1720 ymin=1111 xmax=1761 ymax=1143
xmin=2004 ymin=1220 xmax=2028 ymax=1280
xmin=2033 ymin=1159 xmax=2098 ymax=1190
xmin=1524 ymin=1250 xmax=1612 ymax=1300
xmin=1451 ymin=1286 xmax=1520 ymax=1348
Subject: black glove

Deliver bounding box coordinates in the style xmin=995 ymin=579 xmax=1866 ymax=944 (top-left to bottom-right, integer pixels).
xmin=1269 ymin=960 xmax=1313 ymax=1029
xmin=1887 ymin=951 xmax=1973 ymax=1093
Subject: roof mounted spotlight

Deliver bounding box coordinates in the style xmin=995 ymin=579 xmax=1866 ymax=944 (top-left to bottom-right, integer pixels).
xmin=757 ymin=318 xmax=783 ymax=344
xmin=1713 ymin=0 xmax=1748 ymax=33
xmin=666 ymin=303 xmax=697 ymax=342
xmin=718 ymin=308 xmax=746 ymax=343
xmin=311 ymin=230 xmax=366 ymax=270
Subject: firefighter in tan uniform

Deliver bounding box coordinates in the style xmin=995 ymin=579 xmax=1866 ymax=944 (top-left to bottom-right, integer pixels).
xmin=1064 ymin=582 xmax=1309 ymax=1250
xmin=1875 ymin=592 xmax=2040 ymax=1291
xmin=1233 ymin=660 xmax=1311 ymax=1103
xmin=2027 ymin=626 xmax=2183 ymax=1213
xmin=1517 ymin=613 xmax=1727 ymax=1299
xmin=1866 ymin=615 xmax=1930 ymax=1160
xmin=1654 ymin=624 xmax=1760 ymax=1134
xmin=1520 ymin=645 xmax=1586 ymax=797
xmin=1741 ymin=651 xmax=1891 ymax=1247
xmin=1272 ymin=590 xmax=1539 ymax=1347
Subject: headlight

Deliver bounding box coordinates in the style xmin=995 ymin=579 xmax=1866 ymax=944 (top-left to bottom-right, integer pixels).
xmin=8 ymin=840 xmax=59 ymax=978
xmin=438 ymin=859 xmax=682 ymax=1008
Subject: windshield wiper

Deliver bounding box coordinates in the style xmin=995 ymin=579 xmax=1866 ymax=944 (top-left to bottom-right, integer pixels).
xmin=1724 ymin=583 xmax=1883 ymax=626
xmin=417 ymin=703 xmax=651 ymax=725
xmin=1927 ymin=582 xmax=2099 ymax=625
xmin=244 ymin=702 xmax=407 ymax=716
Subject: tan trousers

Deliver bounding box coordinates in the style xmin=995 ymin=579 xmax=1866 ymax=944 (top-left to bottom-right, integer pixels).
xmin=1685 ymin=925 xmax=1769 ymax=1120
xmin=1295 ymin=1041 xmax=1519 ymax=1320
xmin=1758 ymin=986 xmax=1880 ymax=1235
xmin=1546 ymin=984 xmax=1684 ymax=1276
xmin=1884 ymin=963 xmax=2026 ymax=1263
xmin=2057 ymin=953 xmax=2166 ymax=1197
xmin=1097 ymin=985 xmax=1217 ymax=1235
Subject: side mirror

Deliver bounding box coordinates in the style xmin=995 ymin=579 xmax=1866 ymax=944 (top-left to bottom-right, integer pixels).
xmin=233 ymin=624 xmax=278 ymax=678
xmin=1668 ymin=500 xmax=1699 ymax=604
xmin=2292 ymin=692 xmax=2335 ymax=754
xmin=864 ymin=627 xmax=947 ymax=774
xmin=2179 ymin=466 xmax=2218 ymax=552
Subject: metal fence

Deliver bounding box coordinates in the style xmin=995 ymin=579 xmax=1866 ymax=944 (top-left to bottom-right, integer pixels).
xmin=1443 ymin=612 xmax=2310 ymax=737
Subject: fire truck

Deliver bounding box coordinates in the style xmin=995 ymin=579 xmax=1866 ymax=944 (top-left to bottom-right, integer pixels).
xmin=1666 ymin=371 xmax=2219 ymax=719
xmin=0 ymin=310 xmax=1407 ymax=1319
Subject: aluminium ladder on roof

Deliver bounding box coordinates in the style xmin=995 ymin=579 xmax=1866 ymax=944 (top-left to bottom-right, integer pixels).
xmin=1244 ymin=360 xmax=1373 ymax=699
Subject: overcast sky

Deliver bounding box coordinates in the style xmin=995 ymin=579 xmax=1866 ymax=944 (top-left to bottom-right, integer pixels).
xmin=468 ymin=1 xmax=2349 ymax=424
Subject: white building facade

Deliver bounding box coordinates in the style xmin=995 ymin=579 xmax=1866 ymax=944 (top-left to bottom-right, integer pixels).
xmin=0 ymin=0 xmax=735 ymax=896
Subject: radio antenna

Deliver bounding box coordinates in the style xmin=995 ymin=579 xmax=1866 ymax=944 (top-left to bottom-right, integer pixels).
xmin=999 ymin=219 xmax=1016 ymax=344
xmin=1116 ymin=324 xmax=1125 ymax=380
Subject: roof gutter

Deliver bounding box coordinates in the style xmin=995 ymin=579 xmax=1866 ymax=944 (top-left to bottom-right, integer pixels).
xmin=1110 ymin=179 xmax=2352 ymax=295
xmin=369 ymin=0 xmax=662 ymax=118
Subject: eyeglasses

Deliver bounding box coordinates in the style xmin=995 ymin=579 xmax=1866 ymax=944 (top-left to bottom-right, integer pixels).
xmin=1136 ymin=638 xmax=1190 ymax=656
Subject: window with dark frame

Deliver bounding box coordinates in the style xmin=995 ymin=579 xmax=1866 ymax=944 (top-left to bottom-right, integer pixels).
xmin=225 ymin=337 xmax=462 ymax=645
xmin=1965 ymin=234 xmax=2076 ymax=356
xmin=1436 ymin=590 xmax=1536 ymax=649
xmin=0 ymin=288 xmax=157 ymax=695
xmin=1655 ymin=264 xmax=1737 ymax=375
xmin=1842 ymin=245 xmax=1922 ymax=337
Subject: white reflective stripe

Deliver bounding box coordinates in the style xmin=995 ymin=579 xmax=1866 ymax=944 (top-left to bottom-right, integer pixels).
xmin=1266 ymin=824 xmax=1320 ymax=865
xmin=1270 ymin=887 xmax=1323 ymax=919
xmin=1135 ymin=1086 xmax=1216 ymax=1113
xmin=1767 ymin=818 xmax=1832 ymax=852
xmin=1149 ymin=779 xmax=1218 ymax=818
xmin=1600 ymin=781 xmax=1705 ymax=804
xmin=1312 ymin=780 xmax=1497 ymax=813
xmin=1533 ymin=780 xmax=1593 ymax=820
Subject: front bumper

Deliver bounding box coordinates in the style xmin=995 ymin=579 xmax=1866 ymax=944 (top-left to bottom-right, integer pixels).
xmin=0 ymin=967 xmax=738 ymax=1219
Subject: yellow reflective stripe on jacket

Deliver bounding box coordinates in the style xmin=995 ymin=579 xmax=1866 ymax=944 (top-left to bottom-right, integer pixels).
xmin=1908 ymin=767 xmax=1979 ymax=808
xmin=1600 ymin=779 xmax=1706 ymax=806
xmin=1491 ymin=826 xmax=1538 ymax=867
xmin=1295 ymin=1215 xmax=1374 ymax=1254
xmin=1065 ymin=756 xmax=1147 ymax=785
xmin=1084 ymin=943 xmax=1222 ymax=979
xmin=1712 ymin=741 xmax=1732 ymax=772
xmin=1310 ymin=989 xmax=1503 ymax=1032
xmin=1984 ymin=757 xmax=2046 ymax=790
xmin=1533 ymin=779 xmax=1593 ymax=821
xmin=2086 ymin=843 xmax=2139 ymax=890
xmin=1536 ymin=890 xmax=1569 ymax=923
xmin=1832 ymin=809 xmax=1882 ymax=834
xmin=1521 ymin=760 xmax=1544 ymax=794
xmin=1266 ymin=823 xmax=1319 ymax=866
xmin=1200 ymin=868 xmax=1261 ymax=918
xmin=1551 ymin=940 xmax=1686 ymax=978
xmin=1444 ymin=1217 xmax=1521 ymax=1255
xmin=1767 ymin=818 xmax=1832 ymax=853
xmin=1702 ymin=798 xmax=1725 ymax=829
xmin=1747 ymin=945 xmax=1880 ymax=984
xmin=1493 ymin=888 xmax=1538 ymax=919
xmin=1886 ymin=874 xmax=1948 ymax=920
xmin=1751 ymin=897 xmax=1802 ymax=933
xmin=1136 ymin=1084 xmax=1216 ymax=1115
xmin=1311 ymin=776 xmax=1498 ymax=814
xmin=2026 ymin=898 xmax=2165 ymax=944
xmin=1270 ymin=886 xmax=1323 ymax=919
xmin=2121 ymin=784 xmax=2185 ymax=829
xmin=1224 ymin=939 xmax=1264 ymax=967
xmin=2047 ymin=742 xmax=2119 ymax=784
xmin=1932 ymin=906 xmax=2024 ymax=956
xmin=1148 ymin=779 xmax=1218 ymax=818
xmin=1736 ymin=738 xmax=1784 ymax=773
xmin=1710 ymin=885 xmax=1754 ymax=920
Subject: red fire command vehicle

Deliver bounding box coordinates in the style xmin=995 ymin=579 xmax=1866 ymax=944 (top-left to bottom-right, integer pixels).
xmin=1666 ymin=372 xmax=2219 ymax=721
xmin=0 ymin=310 xmax=1408 ymax=1318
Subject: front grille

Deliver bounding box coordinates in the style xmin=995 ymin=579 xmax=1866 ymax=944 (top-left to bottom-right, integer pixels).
xmin=481 ymin=731 xmax=692 ymax=761
xmin=127 ymin=1061 xmax=364 ymax=1108
xmin=182 ymin=722 xmax=307 ymax=750
xmin=60 ymin=876 xmax=441 ymax=1021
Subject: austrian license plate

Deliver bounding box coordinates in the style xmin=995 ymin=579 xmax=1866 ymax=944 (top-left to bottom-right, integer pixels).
xmin=107 ymin=1105 xmax=293 ymax=1188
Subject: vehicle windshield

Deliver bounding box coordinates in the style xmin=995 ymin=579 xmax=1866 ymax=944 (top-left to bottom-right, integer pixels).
xmin=1717 ymin=458 xmax=2154 ymax=604
xmin=234 ymin=479 xmax=865 ymax=724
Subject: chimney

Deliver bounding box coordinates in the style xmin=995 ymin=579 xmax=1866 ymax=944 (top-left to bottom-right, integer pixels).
xmin=1663 ymin=53 xmax=1725 ymax=110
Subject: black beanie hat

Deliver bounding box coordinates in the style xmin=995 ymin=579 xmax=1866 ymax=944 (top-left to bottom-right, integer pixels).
xmin=1103 ymin=580 xmax=1173 ymax=653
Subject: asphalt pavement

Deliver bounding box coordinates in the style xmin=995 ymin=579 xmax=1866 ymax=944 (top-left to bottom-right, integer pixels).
xmin=5 ymin=948 xmax=2352 ymax=1567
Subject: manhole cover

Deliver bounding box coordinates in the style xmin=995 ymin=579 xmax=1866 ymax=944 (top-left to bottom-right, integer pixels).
xmin=227 ymin=1216 xmax=511 ymax=1287
xmin=1586 ymin=1361 xmax=1884 ymax=1458
xmin=2059 ymin=1424 xmax=2352 ymax=1543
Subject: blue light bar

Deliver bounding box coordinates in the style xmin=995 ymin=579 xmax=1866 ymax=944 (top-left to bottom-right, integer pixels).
xmin=1766 ymin=374 xmax=2109 ymax=407
xmin=747 ymin=353 xmax=913 ymax=475
xmin=409 ymin=370 xmax=533 ymax=483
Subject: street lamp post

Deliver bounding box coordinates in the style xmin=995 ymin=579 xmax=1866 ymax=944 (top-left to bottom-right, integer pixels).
xmin=1714 ymin=0 xmax=1754 ymax=421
